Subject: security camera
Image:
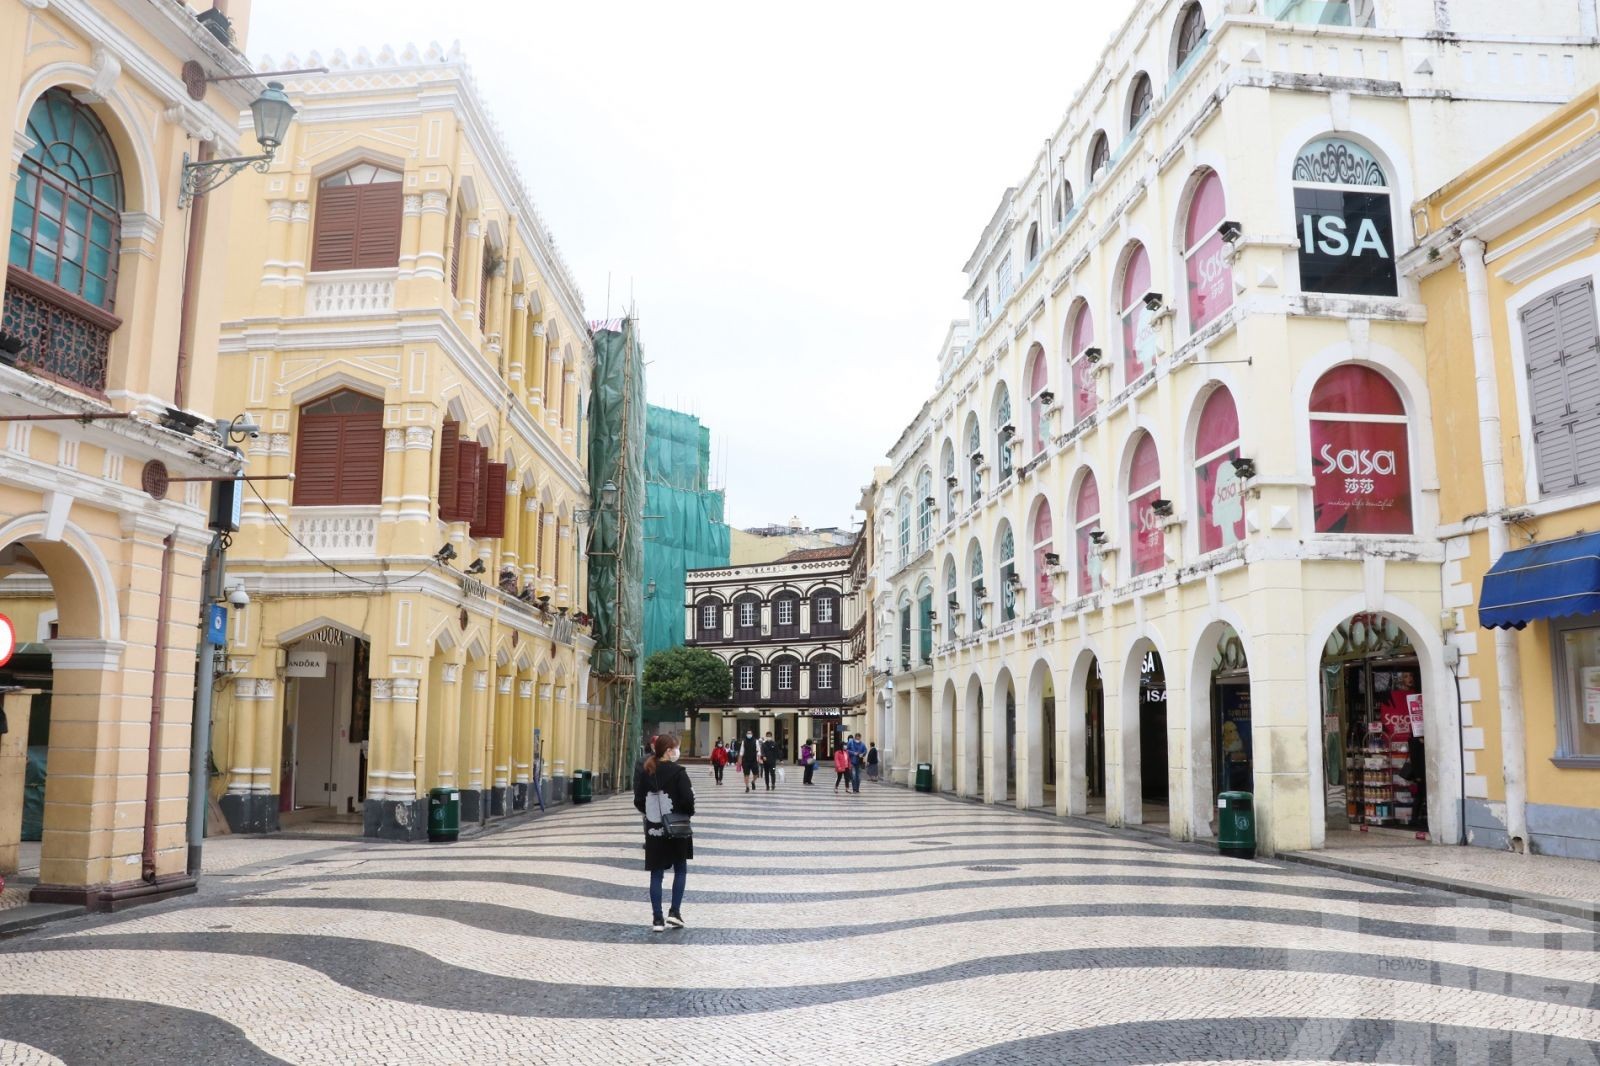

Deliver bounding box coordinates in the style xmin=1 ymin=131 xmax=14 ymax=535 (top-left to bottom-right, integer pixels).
xmin=226 ymin=585 xmax=250 ymax=607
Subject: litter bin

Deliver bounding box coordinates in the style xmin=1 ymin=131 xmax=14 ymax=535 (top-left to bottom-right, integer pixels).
xmin=572 ymin=769 xmax=593 ymax=804
xmin=428 ymin=787 xmax=460 ymax=843
xmin=1217 ymin=790 xmax=1255 ymax=858
xmin=915 ymin=763 xmax=933 ymax=793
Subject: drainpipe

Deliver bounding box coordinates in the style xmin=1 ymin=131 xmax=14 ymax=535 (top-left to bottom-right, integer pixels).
xmin=143 ymin=532 xmax=177 ymax=882
xmin=1460 ymin=237 xmax=1528 ymax=852
xmin=173 ymin=141 xmax=212 ymax=409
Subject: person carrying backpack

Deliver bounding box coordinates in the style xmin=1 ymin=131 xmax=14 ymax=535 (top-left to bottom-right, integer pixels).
xmin=633 ymin=732 xmax=694 ymax=932
xmin=833 ymin=745 xmax=851 ymax=792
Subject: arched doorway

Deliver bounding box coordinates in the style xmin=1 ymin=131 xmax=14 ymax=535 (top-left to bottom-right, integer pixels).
xmin=1086 ymin=656 xmax=1105 ymax=815
xmin=938 ymin=679 xmax=958 ymax=792
xmin=1320 ymin=613 xmax=1427 ymax=836
xmin=1210 ymin=627 xmax=1252 ymax=808
xmin=1024 ymin=659 xmax=1055 ymax=810
xmin=282 ymin=624 xmax=371 ymax=821
xmin=1138 ymin=648 xmax=1169 ymax=826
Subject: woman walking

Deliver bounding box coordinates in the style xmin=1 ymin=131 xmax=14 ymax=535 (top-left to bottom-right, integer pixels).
xmin=833 ymin=745 xmax=851 ymax=792
xmin=633 ymin=732 xmax=694 ymax=932
xmin=867 ymin=742 xmax=880 ymax=782
xmin=800 ymin=740 xmax=816 ymax=785
xmin=710 ymin=739 xmax=728 ymax=785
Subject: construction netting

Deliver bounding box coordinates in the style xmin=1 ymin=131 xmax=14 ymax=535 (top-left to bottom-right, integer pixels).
xmin=643 ymin=405 xmax=730 ymax=673
xmin=587 ymin=319 xmax=646 ymax=778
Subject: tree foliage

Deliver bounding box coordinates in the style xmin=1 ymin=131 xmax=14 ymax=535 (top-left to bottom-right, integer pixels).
xmin=642 ymin=645 xmax=731 ymax=720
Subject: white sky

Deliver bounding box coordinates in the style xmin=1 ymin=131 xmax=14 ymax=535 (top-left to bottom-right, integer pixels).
xmin=248 ymin=1 xmax=1135 ymax=529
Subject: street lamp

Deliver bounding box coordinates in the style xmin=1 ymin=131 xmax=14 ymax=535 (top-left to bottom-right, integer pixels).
xmin=601 ymin=480 xmax=618 ymax=508
xmin=179 ymin=82 xmax=297 ymax=207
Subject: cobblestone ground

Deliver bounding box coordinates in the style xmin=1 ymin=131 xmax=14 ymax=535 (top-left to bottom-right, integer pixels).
xmin=1 ymin=776 xmax=1598 ymax=1065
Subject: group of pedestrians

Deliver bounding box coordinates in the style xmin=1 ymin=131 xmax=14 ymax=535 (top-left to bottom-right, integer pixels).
xmin=707 ymin=731 xmax=785 ymax=792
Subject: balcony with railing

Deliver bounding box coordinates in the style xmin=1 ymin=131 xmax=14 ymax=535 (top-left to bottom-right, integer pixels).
xmin=0 ymin=270 xmax=116 ymax=397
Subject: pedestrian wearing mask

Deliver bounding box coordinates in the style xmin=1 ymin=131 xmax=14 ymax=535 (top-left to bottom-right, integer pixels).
xmin=633 ymin=732 xmax=694 ymax=932
xmin=800 ymin=741 xmax=816 ymax=786
xmin=847 ymin=733 xmax=867 ymax=793
xmin=833 ymin=745 xmax=851 ymax=792
xmin=710 ymin=740 xmax=729 ymax=785
xmin=739 ymin=730 xmax=760 ymax=792
xmin=867 ymin=742 xmax=880 ymax=782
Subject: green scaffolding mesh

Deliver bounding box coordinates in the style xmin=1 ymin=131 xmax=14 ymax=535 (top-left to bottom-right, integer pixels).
xmin=587 ymin=319 xmax=647 ymax=768
xmin=643 ymin=405 xmax=730 ymax=673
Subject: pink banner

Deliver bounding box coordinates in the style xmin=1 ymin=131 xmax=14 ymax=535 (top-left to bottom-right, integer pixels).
xmin=1310 ymin=419 xmax=1413 ymax=534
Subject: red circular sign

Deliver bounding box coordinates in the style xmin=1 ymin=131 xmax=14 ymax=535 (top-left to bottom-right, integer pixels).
xmin=0 ymin=614 xmax=14 ymax=668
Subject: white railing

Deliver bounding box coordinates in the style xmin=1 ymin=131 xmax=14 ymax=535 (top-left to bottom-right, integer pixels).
xmin=290 ymin=506 xmax=380 ymax=556
xmin=305 ymin=270 xmax=397 ymax=316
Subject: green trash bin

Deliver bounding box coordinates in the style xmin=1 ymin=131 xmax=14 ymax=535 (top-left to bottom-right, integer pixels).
xmin=915 ymin=763 xmax=933 ymax=793
xmin=1217 ymin=790 xmax=1255 ymax=858
xmin=427 ymin=787 xmax=460 ymax=843
xmin=572 ymin=769 xmax=593 ymax=804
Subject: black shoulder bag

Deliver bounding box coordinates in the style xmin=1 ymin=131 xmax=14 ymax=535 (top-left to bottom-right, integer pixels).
xmin=654 ymin=770 xmax=692 ymax=840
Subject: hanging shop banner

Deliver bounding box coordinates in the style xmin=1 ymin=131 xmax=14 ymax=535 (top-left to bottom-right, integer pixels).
xmin=1294 ymin=188 xmax=1397 ymax=297
xmin=1187 ymin=231 xmax=1232 ymax=331
xmin=1196 ymin=448 xmax=1245 ymax=552
xmin=1217 ymin=684 xmax=1254 ymax=793
xmin=1310 ymin=418 xmax=1412 ymax=534
xmin=1129 ymin=487 xmax=1165 ymax=577
xmin=285 ymin=648 xmax=328 ymax=677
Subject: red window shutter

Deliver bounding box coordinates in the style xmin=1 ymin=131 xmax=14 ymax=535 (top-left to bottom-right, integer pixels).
xmin=472 ymin=447 xmax=489 ymax=530
xmin=476 ymin=462 xmax=507 ymax=538
xmin=339 ymin=412 xmax=385 ymax=504
xmin=455 ymin=441 xmax=481 ymax=524
xmin=292 ymin=416 xmax=343 ymax=505
xmin=310 ymin=186 xmax=360 ymax=271
xmin=353 ymin=182 xmax=403 ymax=269
xmin=449 ymin=207 xmax=463 ymax=295
xmin=438 ymin=420 xmax=460 ymax=522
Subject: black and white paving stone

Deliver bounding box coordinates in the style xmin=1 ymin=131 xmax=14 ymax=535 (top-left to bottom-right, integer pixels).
xmin=1 ymin=776 xmax=1597 ymax=1064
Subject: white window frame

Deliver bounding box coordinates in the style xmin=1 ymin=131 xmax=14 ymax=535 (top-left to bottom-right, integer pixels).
xmin=1550 ymin=613 xmax=1600 ymax=766
xmin=701 ymin=604 xmax=718 ymax=630
xmin=777 ymin=663 xmax=794 ymax=691
xmin=777 ymin=599 xmax=794 ymax=626
xmin=738 ymin=663 xmax=755 ymax=691
xmin=739 ymin=601 xmax=756 ymax=628
xmin=815 ymin=661 xmax=834 ymax=690
xmin=816 ymin=596 xmax=834 ymax=624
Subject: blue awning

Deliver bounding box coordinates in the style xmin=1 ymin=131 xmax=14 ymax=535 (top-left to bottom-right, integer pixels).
xmin=1479 ymin=532 xmax=1600 ymax=630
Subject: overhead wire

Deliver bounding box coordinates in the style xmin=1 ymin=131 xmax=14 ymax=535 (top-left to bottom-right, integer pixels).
xmin=245 ymin=480 xmax=440 ymax=589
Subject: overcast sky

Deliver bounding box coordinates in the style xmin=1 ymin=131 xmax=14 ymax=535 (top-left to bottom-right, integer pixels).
xmin=249 ymin=1 xmax=1133 ymax=529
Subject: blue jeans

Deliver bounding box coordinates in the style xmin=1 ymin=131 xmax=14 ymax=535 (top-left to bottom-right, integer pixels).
xmin=650 ymin=860 xmax=687 ymax=918
xmin=851 ymin=764 xmax=861 ymax=792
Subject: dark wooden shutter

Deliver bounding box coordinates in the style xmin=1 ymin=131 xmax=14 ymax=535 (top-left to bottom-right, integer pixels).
xmin=1525 ymin=280 xmax=1600 ymax=495
xmin=353 ymin=182 xmax=403 ymax=269
xmin=310 ymin=186 xmax=360 ymax=271
xmin=472 ymin=448 xmax=489 ymax=530
xmin=475 ymin=462 xmax=507 ymax=538
xmin=340 ymin=412 xmax=384 ymax=504
xmin=293 ymin=417 xmax=343 ymax=504
xmin=449 ymin=206 xmax=464 ymax=295
xmin=455 ymin=441 xmax=481 ymax=524
xmin=438 ymin=420 xmax=460 ymax=521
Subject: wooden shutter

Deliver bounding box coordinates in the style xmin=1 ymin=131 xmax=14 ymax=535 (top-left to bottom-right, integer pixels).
xmin=449 ymin=206 xmax=464 ymax=295
xmin=456 ymin=441 xmax=481 ymax=524
xmin=339 ymin=411 xmax=385 ymax=504
xmin=475 ymin=462 xmax=507 ymax=538
xmin=472 ymin=447 xmax=489 ymax=530
xmin=309 ymin=186 xmax=360 ymax=271
xmin=353 ymin=182 xmax=403 ymax=269
xmin=292 ymin=416 xmax=343 ymax=504
xmin=438 ymin=420 xmax=460 ymax=521
xmin=1525 ymin=280 xmax=1600 ymax=495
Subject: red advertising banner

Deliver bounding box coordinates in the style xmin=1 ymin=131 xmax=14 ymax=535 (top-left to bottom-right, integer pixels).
xmin=1310 ymin=419 xmax=1413 ymax=534
xmin=1186 ymin=233 xmax=1232 ymax=331
xmin=1196 ymin=448 xmax=1245 ymax=552
xmin=1129 ymin=487 xmax=1165 ymax=576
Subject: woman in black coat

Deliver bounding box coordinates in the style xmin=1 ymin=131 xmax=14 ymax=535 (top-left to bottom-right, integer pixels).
xmin=633 ymin=731 xmax=695 ymax=932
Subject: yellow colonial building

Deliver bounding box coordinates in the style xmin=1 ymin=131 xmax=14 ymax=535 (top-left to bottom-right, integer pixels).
xmin=1407 ymin=88 xmax=1600 ymax=860
xmin=210 ymin=45 xmax=598 ymax=839
xmin=0 ymin=0 xmax=269 ymax=905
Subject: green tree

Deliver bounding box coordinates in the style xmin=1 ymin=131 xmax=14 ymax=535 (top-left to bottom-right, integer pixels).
xmin=641 ymin=646 xmax=731 ymax=748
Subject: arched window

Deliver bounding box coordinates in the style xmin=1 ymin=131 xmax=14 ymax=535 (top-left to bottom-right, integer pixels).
xmin=1175 ymin=1 xmax=1208 ymax=71
xmin=916 ymin=578 xmax=934 ymax=662
xmin=11 ymin=88 xmax=124 ymax=315
xmin=1088 ymin=131 xmax=1111 ymax=184
xmin=1184 ymin=170 xmax=1233 ymax=332
xmin=1054 ymin=181 xmax=1075 ymax=229
xmin=941 ymin=439 xmax=957 ymax=518
xmin=734 ymin=656 xmax=759 ymax=696
xmin=898 ymin=490 xmax=912 ymax=564
xmin=293 ymin=389 xmax=384 ymax=506
xmin=771 ymin=655 xmax=799 ymax=701
xmin=772 ymin=590 xmax=801 ymax=636
xmin=1128 ymin=73 xmax=1154 ymax=130
xmin=1067 ymin=301 xmax=1097 ymax=425
xmin=1292 ymin=137 xmax=1396 ymax=297
xmin=734 ymin=593 xmax=761 ymax=637
xmin=1128 ymin=433 xmax=1165 ymax=576
xmin=943 ymin=556 xmax=960 ymax=638
xmin=967 ymin=413 xmax=984 ymax=497
xmin=1026 ymin=344 xmax=1050 ymax=456
xmin=916 ymin=469 xmax=934 ymax=551
xmin=1120 ymin=244 xmax=1157 ymax=383
xmin=1278 ymin=0 xmax=1376 ymax=26
xmin=1194 ymin=386 xmax=1245 ymax=552
xmin=898 ymin=594 xmax=913 ymax=668
xmin=1074 ymin=472 xmax=1102 ymax=596
xmin=969 ymin=543 xmax=987 ymax=630
xmin=1032 ymin=500 xmax=1055 ymax=608
xmin=998 ymin=523 xmax=1018 ymax=623
xmin=1309 ymin=365 xmax=1412 ymax=533
xmin=812 ymin=653 xmax=841 ymax=697
xmin=812 ymin=588 xmax=840 ymax=634
xmin=995 ymin=384 xmax=1015 ymax=480
xmin=311 ymin=162 xmax=403 ymax=271
xmin=696 ymin=596 xmax=724 ymax=639
xmin=1025 ymin=222 xmax=1041 ymax=266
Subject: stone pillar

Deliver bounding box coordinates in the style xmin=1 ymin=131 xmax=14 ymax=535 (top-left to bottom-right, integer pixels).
xmin=437 ymin=660 xmax=463 ymax=789
xmin=459 ymin=668 xmax=489 ymax=823
xmin=562 ymin=366 xmax=579 ymax=450
xmin=262 ymin=199 xmax=294 ymax=317
xmin=491 ymin=673 xmax=514 ymax=816
xmin=536 ymin=682 xmax=555 ymax=788
xmin=501 ymin=480 xmax=521 ymax=576
xmin=381 ymin=421 xmax=408 ymax=533
xmin=364 ymin=677 xmax=424 ymax=840
xmin=1103 ymin=654 xmax=1136 ymax=828
xmin=220 ymin=675 xmax=279 ymax=833
xmin=392 ymin=425 xmax=435 ymax=556
xmin=528 ymin=322 xmax=548 ymax=414
xmin=458 ymin=218 xmax=484 ymax=331
xmin=545 ymin=348 xmax=564 ymax=434
xmin=540 ymin=511 xmax=558 ymax=599
xmin=520 ymin=496 xmax=541 ymax=592
xmin=508 ymin=293 xmax=528 ymax=394
xmin=513 ymin=677 xmax=535 ymax=810
xmin=556 ymin=522 xmax=573 ymax=607
xmin=410 ymin=191 xmax=450 ymax=305
xmin=283 ymin=200 xmax=312 ymax=316
xmin=398 ymin=192 xmax=423 ymax=294
xmin=0 ymin=691 xmax=37 ymax=875
xmin=551 ymin=683 xmax=571 ymax=785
